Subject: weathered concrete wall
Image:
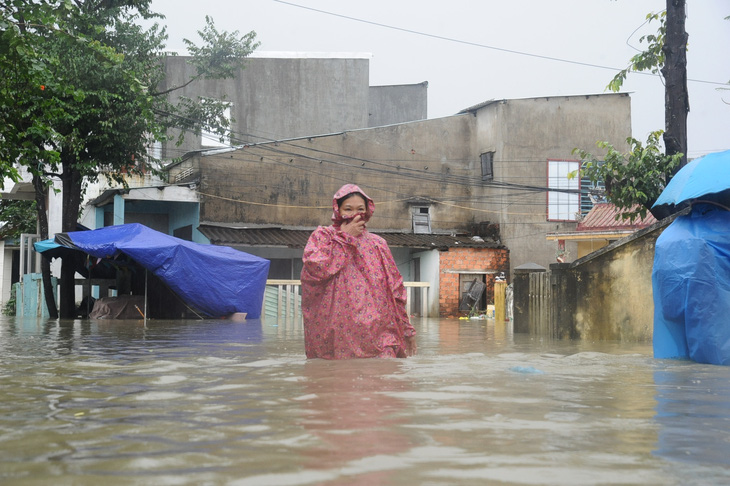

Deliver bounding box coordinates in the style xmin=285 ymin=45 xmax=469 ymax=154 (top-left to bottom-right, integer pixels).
xmin=162 ymin=56 xmax=369 ymax=156
xmin=184 ymin=92 xmax=630 ymax=280
xmin=550 ymin=218 xmax=673 ymax=341
xmin=197 ymin=115 xmax=478 ymax=231
xmin=474 ymin=94 xmax=632 ymax=274
xmin=162 ymin=55 xmax=428 ymax=159
xmin=368 ymin=83 xmax=428 ymax=127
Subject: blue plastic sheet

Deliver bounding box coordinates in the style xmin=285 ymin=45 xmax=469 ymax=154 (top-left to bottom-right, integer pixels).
xmin=652 ymin=205 xmax=730 ymax=365
xmin=37 ymin=223 xmax=270 ymax=318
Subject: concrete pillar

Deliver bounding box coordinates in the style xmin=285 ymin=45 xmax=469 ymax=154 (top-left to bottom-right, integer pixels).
xmin=95 ymin=206 xmax=105 ymax=229
xmin=113 ymin=194 xmax=125 ymax=226
xmin=513 ymin=263 xmax=546 ymax=333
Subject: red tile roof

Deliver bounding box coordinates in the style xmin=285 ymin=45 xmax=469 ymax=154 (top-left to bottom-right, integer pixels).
xmin=576 ymin=203 xmax=657 ymax=232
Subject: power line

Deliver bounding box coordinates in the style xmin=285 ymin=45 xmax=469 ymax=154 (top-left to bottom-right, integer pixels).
xmin=273 ymin=0 xmax=728 ymax=87
xmin=155 ymin=107 xmax=599 ymax=203
xmin=207 ymin=144 xmax=590 ymax=197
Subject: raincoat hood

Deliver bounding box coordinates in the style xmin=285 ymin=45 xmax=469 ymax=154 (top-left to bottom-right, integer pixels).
xmin=331 ymin=184 xmax=375 ymax=226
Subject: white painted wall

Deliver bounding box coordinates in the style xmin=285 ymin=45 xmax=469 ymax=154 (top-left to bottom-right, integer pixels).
xmin=414 ymin=249 xmax=440 ymax=317
xmin=0 ymin=242 xmax=11 ymax=307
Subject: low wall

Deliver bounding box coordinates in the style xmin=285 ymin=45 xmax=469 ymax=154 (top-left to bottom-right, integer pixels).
xmin=550 ymin=216 xmax=676 ymax=341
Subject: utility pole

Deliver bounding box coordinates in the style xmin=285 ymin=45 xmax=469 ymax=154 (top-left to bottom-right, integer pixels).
xmin=662 ymin=0 xmax=689 ymax=168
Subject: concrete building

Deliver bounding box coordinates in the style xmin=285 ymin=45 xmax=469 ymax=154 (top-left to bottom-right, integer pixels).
xmin=157 ymin=91 xmax=631 ymax=317
xmin=0 ymin=53 xmax=427 ymax=311
xmin=166 ymin=92 xmax=631 ymax=267
xmin=5 ymin=53 xmax=633 ymax=319
xmin=160 ymin=53 xmax=428 ymax=157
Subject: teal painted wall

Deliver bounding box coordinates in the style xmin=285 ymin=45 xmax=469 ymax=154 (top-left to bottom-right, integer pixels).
xmin=95 ymin=200 xmax=202 ymax=241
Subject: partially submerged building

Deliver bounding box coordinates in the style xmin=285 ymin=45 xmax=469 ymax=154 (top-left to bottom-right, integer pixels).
xmin=4 ymin=53 xmax=634 ymax=318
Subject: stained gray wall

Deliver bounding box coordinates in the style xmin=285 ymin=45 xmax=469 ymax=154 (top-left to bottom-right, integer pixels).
xmin=161 ymin=55 xmax=428 ymax=159
xmin=473 ymin=94 xmax=632 ymax=274
xmin=368 ymin=83 xmax=428 ymax=127
xmin=196 ymin=115 xmax=477 ymax=230
xmin=176 ymin=92 xmax=631 ymax=276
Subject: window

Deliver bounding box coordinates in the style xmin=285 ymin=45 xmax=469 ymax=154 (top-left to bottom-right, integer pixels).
xmin=580 ymin=176 xmax=605 ymax=217
xmin=580 ymin=161 xmax=606 ymax=217
xmin=201 ymin=102 xmax=231 ymax=148
xmin=547 ymin=159 xmax=580 ymax=221
xmin=412 ymin=205 xmax=432 ymax=234
xmin=480 ymin=151 xmax=494 ymax=181
xmin=150 ymin=140 xmax=162 ymax=161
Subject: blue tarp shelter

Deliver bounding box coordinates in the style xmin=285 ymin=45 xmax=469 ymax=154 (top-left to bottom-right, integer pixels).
xmin=35 ymin=223 xmax=270 ymax=319
xmin=652 ymin=205 xmax=730 ymax=365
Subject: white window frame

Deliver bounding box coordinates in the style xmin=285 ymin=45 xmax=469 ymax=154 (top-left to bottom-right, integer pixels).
xmin=412 ymin=205 xmax=432 ymax=234
xmin=547 ymin=159 xmax=580 ymax=221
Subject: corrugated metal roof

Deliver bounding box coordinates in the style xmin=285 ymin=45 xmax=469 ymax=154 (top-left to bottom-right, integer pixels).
xmin=198 ymin=224 xmax=504 ymax=250
xmin=576 ymin=203 xmax=657 ymax=232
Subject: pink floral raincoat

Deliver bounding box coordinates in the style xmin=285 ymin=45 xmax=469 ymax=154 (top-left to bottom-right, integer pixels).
xmin=301 ymin=184 xmax=416 ymax=359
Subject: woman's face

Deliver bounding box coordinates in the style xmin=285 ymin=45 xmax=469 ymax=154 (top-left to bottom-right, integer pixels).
xmin=338 ymin=194 xmax=367 ymax=219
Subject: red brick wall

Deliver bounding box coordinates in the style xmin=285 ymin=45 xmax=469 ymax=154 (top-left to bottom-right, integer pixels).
xmin=438 ymin=247 xmax=510 ymax=317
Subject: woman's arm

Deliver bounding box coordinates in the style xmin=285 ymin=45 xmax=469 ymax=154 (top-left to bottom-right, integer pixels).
xmin=301 ymin=227 xmax=357 ymax=283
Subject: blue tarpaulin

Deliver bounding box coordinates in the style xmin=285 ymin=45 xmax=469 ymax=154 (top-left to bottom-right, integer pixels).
xmin=35 ymin=223 xmax=270 ymax=318
xmin=652 ymin=205 xmax=730 ymax=365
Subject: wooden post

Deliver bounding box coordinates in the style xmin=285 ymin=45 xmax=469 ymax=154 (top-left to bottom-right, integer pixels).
xmin=494 ymin=280 xmax=507 ymax=322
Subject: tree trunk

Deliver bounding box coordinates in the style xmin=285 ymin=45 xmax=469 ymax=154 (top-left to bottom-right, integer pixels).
xmin=661 ymin=0 xmax=689 ymax=169
xmin=33 ymin=174 xmax=58 ymax=319
xmin=59 ymin=153 xmax=83 ymax=318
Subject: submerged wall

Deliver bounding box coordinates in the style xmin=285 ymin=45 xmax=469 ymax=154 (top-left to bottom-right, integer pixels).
xmin=550 ymin=217 xmax=675 ymax=341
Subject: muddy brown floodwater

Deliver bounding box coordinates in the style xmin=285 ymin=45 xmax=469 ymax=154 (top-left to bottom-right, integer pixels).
xmin=1 ymin=316 xmax=729 ymax=485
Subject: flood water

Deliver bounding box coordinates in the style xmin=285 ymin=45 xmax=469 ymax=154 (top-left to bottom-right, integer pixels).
xmin=1 ymin=316 xmax=730 ymax=485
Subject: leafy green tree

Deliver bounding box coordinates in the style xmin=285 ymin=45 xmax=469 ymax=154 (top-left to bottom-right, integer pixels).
xmin=1 ymin=1 xmax=259 ymax=317
xmin=1 ymin=0 xmax=78 ymax=317
xmin=0 ymin=199 xmax=36 ymax=239
xmin=573 ymin=132 xmax=682 ymax=222
xmin=575 ymin=2 xmax=688 ymax=222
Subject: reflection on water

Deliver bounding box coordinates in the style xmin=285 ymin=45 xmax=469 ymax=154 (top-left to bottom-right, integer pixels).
xmin=1 ymin=316 xmax=729 ymax=485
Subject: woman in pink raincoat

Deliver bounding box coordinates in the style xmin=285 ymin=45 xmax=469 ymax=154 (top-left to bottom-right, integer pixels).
xmin=301 ymin=184 xmax=417 ymax=359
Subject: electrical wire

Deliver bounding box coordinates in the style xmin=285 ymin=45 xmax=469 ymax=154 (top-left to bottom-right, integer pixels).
xmin=273 ymin=0 xmax=728 ymax=87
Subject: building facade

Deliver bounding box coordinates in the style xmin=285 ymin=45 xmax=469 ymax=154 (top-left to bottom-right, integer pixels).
xmin=158 ymin=92 xmax=631 ymax=316
xmin=7 ymin=54 xmax=632 ymax=319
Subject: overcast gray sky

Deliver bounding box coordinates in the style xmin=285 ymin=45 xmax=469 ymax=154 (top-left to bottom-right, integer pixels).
xmin=148 ymin=0 xmax=730 ymax=159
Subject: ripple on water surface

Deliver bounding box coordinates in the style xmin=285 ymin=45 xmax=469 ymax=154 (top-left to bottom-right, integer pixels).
xmin=1 ymin=318 xmax=729 ymax=485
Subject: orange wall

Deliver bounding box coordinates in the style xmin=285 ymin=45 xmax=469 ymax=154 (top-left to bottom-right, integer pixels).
xmin=438 ymin=247 xmax=510 ymax=317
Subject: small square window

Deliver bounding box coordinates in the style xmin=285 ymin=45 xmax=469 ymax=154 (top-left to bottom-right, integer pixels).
xmin=412 ymin=205 xmax=432 ymax=234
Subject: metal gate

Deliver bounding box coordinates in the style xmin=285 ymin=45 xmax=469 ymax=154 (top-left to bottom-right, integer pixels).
xmin=528 ymin=271 xmax=555 ymax=337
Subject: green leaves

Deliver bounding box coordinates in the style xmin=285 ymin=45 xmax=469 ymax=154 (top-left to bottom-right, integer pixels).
xmin=608 ymin=11 xmax=667 ymax=92
xmin=573 ymin=131 xmax=682 ymax=222
xmin=0 ymin=199 xmax=37 ymax=239
xmin=2 ymin=0 xmax=257 ymax=235
xmin=183 ymin=16 xmax=260 ymax=81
